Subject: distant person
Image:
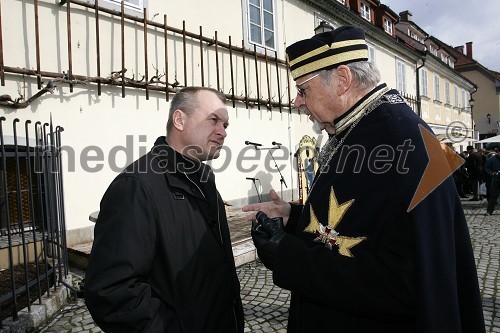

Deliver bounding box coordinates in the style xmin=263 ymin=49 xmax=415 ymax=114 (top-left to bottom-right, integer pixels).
xmin=485 ymin=147 xmax=500 ymax=215
xmin=85 ymin=87 xmax=244 ymax=333
xmin=243 ymin=25 xmax=485 ymax=332
xmin=466 ymin=145 xmax=484 ymax=201
xmin=454 ymin=151 xmax=469 ymax=198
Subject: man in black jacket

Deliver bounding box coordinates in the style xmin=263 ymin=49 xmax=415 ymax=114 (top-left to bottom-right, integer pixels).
xmin=85 ymin=87 xmax=244 ymax=333
xmin=466 ymin=145 xmax=484 ymax=201
xmin=485 ymin=148 xmax=500 ymax=215
xmin=243 ymin=26 xmax=485 ymax=332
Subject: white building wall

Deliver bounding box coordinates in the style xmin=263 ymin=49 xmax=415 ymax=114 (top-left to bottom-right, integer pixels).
xmin=370 ymin=44 xmax=398 ymax=90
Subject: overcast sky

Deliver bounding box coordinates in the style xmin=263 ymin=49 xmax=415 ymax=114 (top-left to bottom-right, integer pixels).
xmin=382 ymin=0 xmax=500 ymax=72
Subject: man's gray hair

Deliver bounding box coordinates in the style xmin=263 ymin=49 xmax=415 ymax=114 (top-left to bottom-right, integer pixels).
xmin=166 ymin=87 xmax=226 ymax=135
xmin=346 ymin=61 xmax=381 ymax=89
xmin=318 ymin=61 xmax=380 ymax=90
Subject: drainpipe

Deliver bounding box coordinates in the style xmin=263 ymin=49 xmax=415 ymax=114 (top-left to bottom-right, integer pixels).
xmin=469 ymin=87 xmax=478 ymax=146
xmin=415 ymin=51 xmax=426 ymax=117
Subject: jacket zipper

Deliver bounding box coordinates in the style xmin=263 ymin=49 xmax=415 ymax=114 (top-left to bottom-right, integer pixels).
xmin=184 ymin=171 xmax=223 ymax=244
xmin=183 ymin=172 xmax=206 ymax=198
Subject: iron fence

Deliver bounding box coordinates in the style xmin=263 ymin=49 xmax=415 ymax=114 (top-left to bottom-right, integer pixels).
xmin=0 ymin=117 xmax=68 ymax=326
xmin=400 ymin=91 xmax=418 ymax=113
xmin=0 ymin=0 xmax=294 ymax=113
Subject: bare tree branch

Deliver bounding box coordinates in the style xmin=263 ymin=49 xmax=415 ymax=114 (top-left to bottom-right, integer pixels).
xmin=0 ymin=76 xmax=88 ymax=109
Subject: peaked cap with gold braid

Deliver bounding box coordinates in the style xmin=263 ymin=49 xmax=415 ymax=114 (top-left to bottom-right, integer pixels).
xmin=286 ymin=25 xmax=369 ymax=80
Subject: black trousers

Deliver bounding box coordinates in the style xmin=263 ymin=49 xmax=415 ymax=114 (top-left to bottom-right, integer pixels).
xmin=486 ymin=178 xmax=500 ymax=214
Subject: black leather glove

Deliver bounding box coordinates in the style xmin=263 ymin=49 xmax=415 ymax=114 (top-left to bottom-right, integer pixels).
xmin=251 ymin=211 xmax=286 ymax=271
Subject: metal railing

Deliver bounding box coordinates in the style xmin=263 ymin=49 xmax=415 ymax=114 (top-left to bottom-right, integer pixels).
xmin=400 ymin=91 xmax=418 ymax=113
xmin=0 ymin=0 xmax=294 ymax=113
xmin=0 ymin=117 xmax=68 ymax=326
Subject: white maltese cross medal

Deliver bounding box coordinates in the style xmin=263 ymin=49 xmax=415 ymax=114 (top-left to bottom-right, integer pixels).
xmin=313 ymin=224 xmax=339 ymax=250
xmin=304 ymin=187 xmax=366 ymax=257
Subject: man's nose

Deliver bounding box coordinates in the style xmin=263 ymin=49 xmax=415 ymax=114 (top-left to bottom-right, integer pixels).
xmin=217 ymin=124 xmax=227 ymax=138
xmin=294 ymin=93 xmax=304 ymax=109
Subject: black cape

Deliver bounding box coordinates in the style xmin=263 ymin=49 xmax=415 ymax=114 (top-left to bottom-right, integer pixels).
xmin=274 ymin=85 xmax=485 ymax=332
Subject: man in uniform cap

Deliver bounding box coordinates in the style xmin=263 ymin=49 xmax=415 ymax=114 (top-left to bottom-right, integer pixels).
xmin=243 ymin=25 xmax=485 ymax=332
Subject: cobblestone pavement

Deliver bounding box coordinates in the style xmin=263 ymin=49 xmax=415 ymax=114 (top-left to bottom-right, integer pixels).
xmin=36 ymin=200 xmax=498 ymax=332
xmin=462 ymin=201 xmax=499 ymax=333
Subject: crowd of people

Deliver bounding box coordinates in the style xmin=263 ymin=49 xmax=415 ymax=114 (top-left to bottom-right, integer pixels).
xmin=454 ymin=145 xmax=500 ymax=214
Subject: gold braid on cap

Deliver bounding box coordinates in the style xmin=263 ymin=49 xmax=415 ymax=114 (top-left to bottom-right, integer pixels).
xmin=288 ymin=45 xmax=331 ymax=67
xmin=291 ymin=49 xmax=368 ymax=79
xmin=330 ymin=39 xmax=366 ymax=49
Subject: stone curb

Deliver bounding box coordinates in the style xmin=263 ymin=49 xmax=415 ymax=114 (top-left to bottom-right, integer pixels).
xmin=0 ymin=275 xmax=72 ymax=333
xmin=232 ymin=237 xmax=257 ymax=267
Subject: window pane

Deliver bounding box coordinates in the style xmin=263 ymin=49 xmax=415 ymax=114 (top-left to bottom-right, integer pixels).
xmin=422 ymin=69 xmax=428 ymax=96
xmin=397 ymin=62 xmax=405 ymax=92
xmin=361 ymin=2 xmax=370 ymax=20
xmin=264 ymin=29 xmax=274 ymax=48
xmin=368 ymin=47 xmax=375 ymax=62
xmin=264 ymin=12 xmax=274 ymax=30
xmin=110 ymin=0 xmax=141 ymax=7
xmin=250 ymin=0 xmax=260 ymax=6
xmin=250 ymin=24 xmax=262 ymax=44
xmin=249 ymin=5 xmax=261 ymax=25
xmin=402 ymin=66 xmax=406 ymax=91
xmin=263 ymin=0 xmax=273 ymax=12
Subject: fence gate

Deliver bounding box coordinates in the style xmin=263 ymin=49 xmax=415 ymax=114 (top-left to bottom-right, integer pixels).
xmin=0 ymin=117 xmax=69 ymax=326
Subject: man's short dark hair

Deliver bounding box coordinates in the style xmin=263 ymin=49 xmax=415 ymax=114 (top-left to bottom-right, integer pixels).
xmin=166 ymin=87 xmax=226 ymax=136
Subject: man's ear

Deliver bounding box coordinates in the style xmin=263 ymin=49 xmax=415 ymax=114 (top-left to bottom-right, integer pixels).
xmin=172 ymin=109 xmax=185 ymax=131
xmin=335 ymin=65 xmax=352 ymax=95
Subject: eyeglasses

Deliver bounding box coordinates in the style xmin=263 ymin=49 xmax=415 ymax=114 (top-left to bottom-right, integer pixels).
xmin=296 ymin=73 xmax=320 ymax=98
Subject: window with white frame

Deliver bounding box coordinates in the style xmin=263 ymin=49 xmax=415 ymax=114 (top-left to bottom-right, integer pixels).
xmin=454 ymin=85 xmax=458 ymax=107
xmin=461 ymin=89 xmax=466 ymax=108
xmin=361 ymin=2 xmax=371 ymax=21
xmin=383 ymin=18 xmax=393 ymax=34
xmin=445 ymin=80 xmax=450 ymax=104
xmin=314 ymin=14 xmax=335 ymax=31
xmin=104 ymin=0 xmax=144 ymax=12
xmin=245 ymin=0 xmax=276 ymax=49
xmin=433 ymin=74 xmax=440 ymax=101
xmin=367 ymin=44 xmax=376 ymax=63
xmin=396 ymin=60 xmax=407 ymax=93
xmin=429 ymin=45 xmax=438 ymax=57
xmin=420 ymin=68 xmax=428 ymax=96
xmin=93 ymin=0 xmax=147 ymax=15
